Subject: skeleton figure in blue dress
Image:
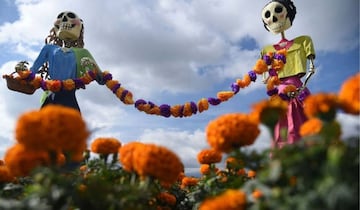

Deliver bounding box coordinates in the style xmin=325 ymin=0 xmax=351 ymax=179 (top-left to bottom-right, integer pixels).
xmin=24 ymin=11 xmax=104 ymax=112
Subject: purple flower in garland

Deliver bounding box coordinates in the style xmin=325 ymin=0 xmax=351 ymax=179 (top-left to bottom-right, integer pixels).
xmin=159 ymin=104 xmax=171 ymax=117
xmin=263 ymin=54 xmax=272 ymax=65
xmin=190 ymin=101 xmax=198 ymax=114
xmin=102 ymin=73 xmax=113 ymax=82
xmin=148 ymin=101 xmax=155 ymax=108
xmin=266 ymin=88 xmax=278 ymax=96
xmin=26 ymin=72 xmax=36 ymax=82
xmin=279 ymin=93 xmax=290 ymax=101
xmin=268 ymin=68 xmax=277 ymax=77
xmin=135 ymin=99 xmax=147 ymax=108
xmin=274 ymin=53 xmax=286 ymax=64
xmin=248 ymin=70 xmax=257 ymax=82
xmin=40 ymin=80 xmax=47 ymax=91
xmin=231 ymin=83 xmax=240 ymax=94
xmin=73 ymin=78 xmax=85 ymax=89
xmin=111 ymin=83 xmax=121 ymax=93
xmin=87 ymin=70 xmax=97 ymax=80
xmin=120 ymin=90 xmax=128 ymax=102
xmin=208 ymin=97 xmax=221 ymax=105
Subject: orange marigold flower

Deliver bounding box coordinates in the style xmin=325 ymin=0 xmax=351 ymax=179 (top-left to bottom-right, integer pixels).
xmin=118 ymin=142 xmax=144 ymax=172
xmin=183 ymin=102 xmax=193 ymax=117
xmin=271 ymin=59 xmax=285 ymax=71
xmin=217 ymin=91 xmax=234 ymax=102
xmin=206 ymin=113 xmax=260 ymax=153
xmin=157 ymin=192 xmax=177 ymax=206
xmin=15 ymin=105 xmax=89 ymax=155
xmin=237 ymin=168 xmax=246 ymax=176
xmin=0 ymin=165 xmax=14 ymax=183
xmin=170 ymin=104 xmax=182 ymax=117
xmin=300 ymin=118 xmax=323 ymax=137
xmin=62 ymin=79 xmax=76 ymax=91
xmin=338 ymin=73 xmax=360 ymax=115
xmin=251 ymin=95 xmax=288 ymax=127
xmin=226 ymin=157 xmax=243 ymax=170
xmin=91 ymin=137 xmax=121 ymax=155
xmin=181 ymin=176 xmax=198 ymax=189
xmin=304 ymin=93 xmax=339 ymax=121
xmin=4 ymin=144 xmax=51 ymax=177
xmin=253 ymin=59 xmax=268 ymax=74
xmin=0 ymin=160 xmax=4 ymax=166
xmin=252 ymin=189 xmax=263 ymax=200
xmin=197 ymin=149 xmax=222 ymax=164
xmin=132 ymin=143 xmax=184 ymax=185
xmin=199 ymin=189 xmax=247 ymax=210
xmin=198 ymin=98 xmax=209 ymax=113
xmin=247 ymin=170 xmax=256 ymax=178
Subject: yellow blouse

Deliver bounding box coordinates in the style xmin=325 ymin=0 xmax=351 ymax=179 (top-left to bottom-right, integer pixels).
xmin=261 ymin=35 xmax=315 ymax=79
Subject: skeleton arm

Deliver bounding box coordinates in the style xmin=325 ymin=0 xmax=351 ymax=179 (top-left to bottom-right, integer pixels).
xmin=302 ymin=55 xmax=315 ymax=89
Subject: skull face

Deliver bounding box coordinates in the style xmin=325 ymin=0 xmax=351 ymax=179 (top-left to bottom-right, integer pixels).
xmin=262 ymin=2 xmax=291 ymax=34
xmin=54 ymin=11 xmax=83 ymax=41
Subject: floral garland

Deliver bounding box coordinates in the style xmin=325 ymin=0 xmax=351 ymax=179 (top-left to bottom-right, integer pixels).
xmin=134 ymin=48 xmax=288 ymax=117
xmin=3 ymin=49 xmax=289 ymax=117
xmin=3 ymin=69 xmax=134 ymax=105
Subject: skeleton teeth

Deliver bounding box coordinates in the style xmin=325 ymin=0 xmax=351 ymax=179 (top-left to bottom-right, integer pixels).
xmin=60 ymin=23 xmax=74 ymax=30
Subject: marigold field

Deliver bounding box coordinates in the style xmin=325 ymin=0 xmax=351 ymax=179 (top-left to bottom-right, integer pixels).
xmin=0 ymin=73 xmax=359 ymax=210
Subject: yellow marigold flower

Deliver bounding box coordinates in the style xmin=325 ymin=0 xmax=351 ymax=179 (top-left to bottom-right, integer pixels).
xmin=300 ymin=118 xmax=323 ymax=137
xmin=200 ymin=164 xmax=211 ymax=175
xmin=237 ymin=74 xmax=251 ymax=88
xmin=157 ymin=192 xmax=177 ymax=206
xmin=197 ymin=149 xmax=222 ymax=164
xmin=118 ymin=142 xmax=144 ymax=172
xmin=206 ymin=113 xmax=260 ymax=153
xmin=132 ymin=143 xmax=184 ymax=185
xmin=217 ymin=91 xmax=234 ymax=102
xmin=105 ymin=80 xmax=119 ymax=89
xmin=247 ymin=170 xmax=256 ymax=179
xmin=251 ymin=95 xmax=288 ymax=127
xmin=0 ymin=165 xmax=14 ymax=183
xmin=183 ymin=102 xmax=193 ymax=117
xmin=181 ymin=176 xmax=198 ymax=189
xmin=304 ymin=93 xmax=339 ymax=121
xmin=199 ymin=189 xmax=247 ymax=210
xmin=338 ymin=73 xmax=360 ymax=115
xmin=252 ymin=189 xmax=263 ymax=200
xmin=91 ymin=137 xmax=121 ymax=155
xmin=198 ymin=98 xmax=209 ymax=113
xmin=4 ymin=144 xmax=51 ymax=177
xmin=15 ymin=105 xmax=89 ymax=155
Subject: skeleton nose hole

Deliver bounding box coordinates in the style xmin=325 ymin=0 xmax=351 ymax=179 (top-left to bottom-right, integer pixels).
xmin=62 ymin=16 xmax=68 ymax=22
xmin=272 ymin=16 xmax=278 ymax=22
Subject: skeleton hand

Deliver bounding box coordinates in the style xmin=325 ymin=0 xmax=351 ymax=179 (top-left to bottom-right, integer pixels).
xmin=15 ymin=61 xmax=29 ymax=72
xmin=80 ymin=57 xmax=97 ymax=70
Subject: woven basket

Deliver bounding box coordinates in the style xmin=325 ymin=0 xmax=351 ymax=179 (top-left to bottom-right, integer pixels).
xmin=4 ymin=74 xmax=36 ymax=95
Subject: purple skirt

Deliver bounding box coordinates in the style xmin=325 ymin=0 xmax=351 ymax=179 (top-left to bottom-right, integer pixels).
xmin=273 ymin=76 xmax=310 ymax=148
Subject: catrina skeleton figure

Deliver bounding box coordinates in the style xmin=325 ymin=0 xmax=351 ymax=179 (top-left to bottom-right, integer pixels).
xmin=24 ymin=11 xmax=104 ymax=112
xmin=261 ymin=0 xmax=316 ymax=148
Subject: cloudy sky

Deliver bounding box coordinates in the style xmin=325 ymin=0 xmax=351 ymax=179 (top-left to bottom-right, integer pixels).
xmin=0 ymin=0 xmax=359 ymax=173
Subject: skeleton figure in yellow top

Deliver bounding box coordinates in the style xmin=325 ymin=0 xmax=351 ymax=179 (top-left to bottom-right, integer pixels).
xmin=261 ymin=0 xmax=316 ymax=148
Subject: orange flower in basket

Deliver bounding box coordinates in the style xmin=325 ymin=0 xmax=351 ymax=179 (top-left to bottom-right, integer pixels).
xmin=206 ymin=113 xmax=260 ymax=153
xmin=338 ymin=73 xmax=360 ymax=115
xmin=197 ymin=149 xmax=222 ymax=164
xmin=132 ymin=143 xmax=184 ymax=185
xmin=91 ymin=137 xmax=121 ymax=155
xmin=199 ymin=189 xmax=247 ymax=210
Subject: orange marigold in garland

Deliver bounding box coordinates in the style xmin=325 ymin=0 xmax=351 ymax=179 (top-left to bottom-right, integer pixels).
xmin=338 ymin=73 xmax=360 ymax=115
xmin=197 ymin=148 xmax=222 ymax=164
xmin=199 ymin=189 xmax=247 ymax=210
xmin=15 ymin=105 xmax=89 ymax=155
xmin=91 ymin=137 xmax=121 ymax=155
xmin=118 ymin=142 xmax=144 ymax=172
xmin=304 ymin=93 xmax=339 ymax=121
xmin=300 ymin=118 xmax=323 ymax=137
xmin=206 ymin=113 xmax=260 ymax=153
xmin=132 ymin=143 xmax=183 ymax=185
xmin=4 ymin=144 xmax=51 ymax=177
